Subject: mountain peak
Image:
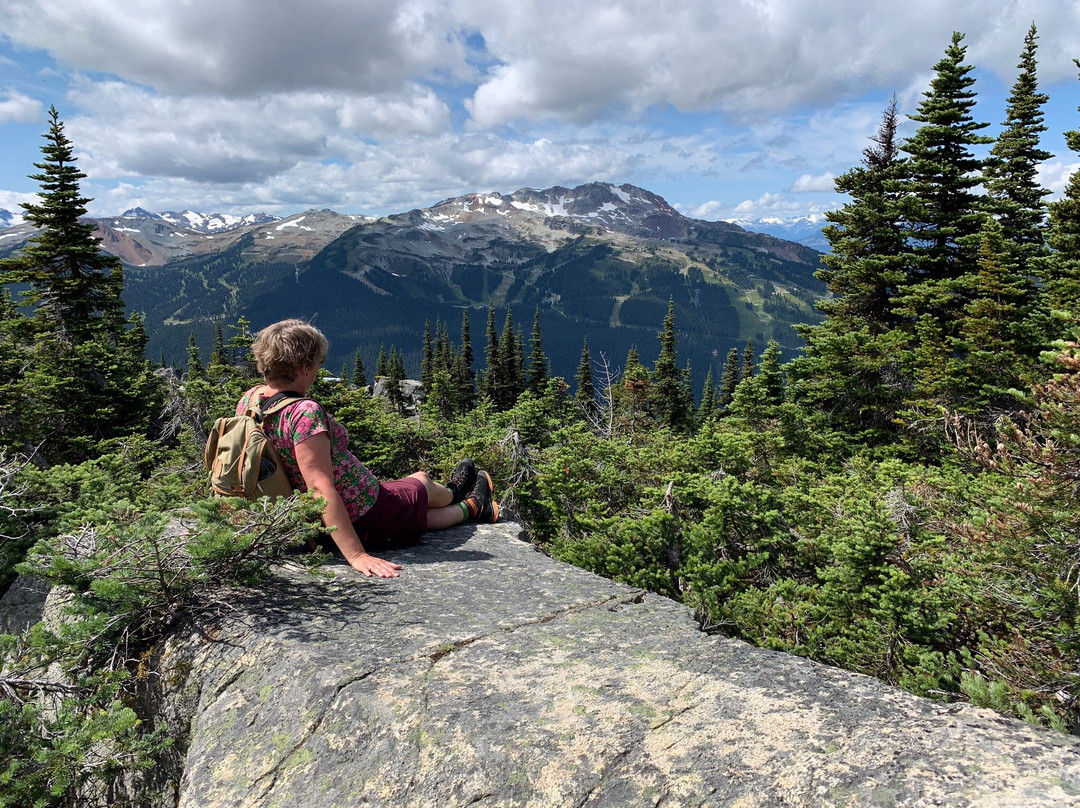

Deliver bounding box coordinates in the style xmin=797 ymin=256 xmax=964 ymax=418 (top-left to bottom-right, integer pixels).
xmin=121 ymin=207 xmax=163 ymax=221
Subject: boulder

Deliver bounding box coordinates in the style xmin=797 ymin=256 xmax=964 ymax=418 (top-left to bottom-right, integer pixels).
xmin=164 ymin=521 xmax=1080 ymax=807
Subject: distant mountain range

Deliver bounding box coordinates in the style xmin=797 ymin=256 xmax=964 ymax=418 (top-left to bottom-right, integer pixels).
xmin=731 ymin=216 xmax=830 ymax=252
xmin=0 ymin=182 xmax=827 ymax=390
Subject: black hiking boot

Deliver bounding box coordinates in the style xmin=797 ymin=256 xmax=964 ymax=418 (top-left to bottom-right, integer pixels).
xmin=445 ymin=458 xmax=477 ymax=505
xmin=464 ymin=469 xmax=500 ymax=523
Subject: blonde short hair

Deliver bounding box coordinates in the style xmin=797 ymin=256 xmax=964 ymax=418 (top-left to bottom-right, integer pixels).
xmin=251 ymin=319 xmax=329 ymax=384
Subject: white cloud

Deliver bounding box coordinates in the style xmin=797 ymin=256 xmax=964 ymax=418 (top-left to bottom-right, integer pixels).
xmin=0 ymin=89 xmax=42 ymax=123
xmin=0 ymin=0 xmax=468 ymax=96
xmin=1039 ymin=159 xmax=1080 ymax=197
xmin=790 ymin=172 xmax=836 ymax=193
xmin=457 ymin=0 xmax=1080 ymax=126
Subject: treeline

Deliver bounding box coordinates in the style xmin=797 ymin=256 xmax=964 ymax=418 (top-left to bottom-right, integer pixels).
xmin=2 ymin=26 xmax=1080 ymax=804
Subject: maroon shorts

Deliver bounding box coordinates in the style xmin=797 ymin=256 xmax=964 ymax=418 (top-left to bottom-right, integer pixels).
xmin=352 ymin=477 xmax=429 ymax=550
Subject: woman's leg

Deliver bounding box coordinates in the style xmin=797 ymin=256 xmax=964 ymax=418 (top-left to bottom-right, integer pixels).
xmin=407 ymin=471 xmax=453 ymax=507
xmin=424 ymin=503 xmax=467 ymax=530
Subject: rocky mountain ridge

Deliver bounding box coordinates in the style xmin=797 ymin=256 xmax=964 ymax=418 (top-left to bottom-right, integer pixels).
xmin=1 ymin=182 xmax=827 ymax=387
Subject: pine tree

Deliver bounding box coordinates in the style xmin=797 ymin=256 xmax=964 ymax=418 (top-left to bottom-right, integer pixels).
xmin=0 ymin=107 xmax=159 ymax=459
xmin=527 ymin=307 xmax=549 ymax=395
xmin=575 ymin=337 xmax=595 ymax=413
xmin=421 ymin=320 xmax=434 ymax=392
xmin=480 ymin=305 xmax=499 ymax=403
xmin=187 ymin=333 xmax=204 ymax=378
xmin=896 ymin=32 xmax=992 ymax=326
xmin=740 ymin=339 xmax=755 ymax=381
xmin=454 ymin=310 xmax=476 ymax=412
xmin=718 ymin=347 xmax=740 ymax=408
xmin=376 ymin=345 xmax=389 ymax=378
xmin=984 ymin=25 xmax=1052 ymax=264
xmin=787 ymin=98 xmax=910 ymax=442
xmin=1045 ymin=59 xmax=1080 ymax=319
xmin=209 ymin=323 xmax=229 ymax=367
xmin=650 ymin=299 xmax=691 ymax=430
xmin=352 ymin=350 xmax=367 ymax=388
xmin=698 ymin=366 xmax=716 ymax=424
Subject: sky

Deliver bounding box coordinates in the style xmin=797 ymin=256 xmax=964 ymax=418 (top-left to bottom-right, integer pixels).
xmin=0 ymin=0 xmax=1079 ymax=226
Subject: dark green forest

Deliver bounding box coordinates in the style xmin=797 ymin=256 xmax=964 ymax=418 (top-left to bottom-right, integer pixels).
xmin=2 ymin=28 xmax=1080 ymax=805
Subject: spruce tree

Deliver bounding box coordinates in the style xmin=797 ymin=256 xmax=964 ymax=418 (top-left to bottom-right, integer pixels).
xmin=698 ymin=366 xmax=716 ymax=424
xmin=527 ymin=307 xmax=549 ymax=395
xmin=718 ymin=347 xmax=740 ymax=408
xmin=948 ymin=219 xmax=1033 ymax=411
xmin=895 ymin=31 xmax=992 ymax=385
xmin=376 ymin=345 xmax=389 ymax=378
xmin=650 ymin=299 xmax=691 ymax=430
xmin=984 ymin=25 xmax=1052 ymax=263
xmin=352 ymin=350 xmax=367 ymax=388
xmin=894 ymin=32 xmax=993 ymax=411
xmin=209 ymin=323 xmax=229 ymax=367
xmin=575 ymin=337 xmax=595 ymax=412
xmin=787 ymin=98 xmax=910 ymax=442
xmin=1044 ymin=59 xmax=1080 ymax=319
xmin=187 ymin=333 xmax=204 ymax=377
xmin=480 ymin=305 xmax=499 ymax=403
xmin=740 ymin=339 xmax=755 ymax=381
xmin=0 ymin=107 xmax=158 ymax=459
xmin=454 ymin=310 xmax=476 ymax=412
xmin=421 ymin=320 xmax=434 ymax=392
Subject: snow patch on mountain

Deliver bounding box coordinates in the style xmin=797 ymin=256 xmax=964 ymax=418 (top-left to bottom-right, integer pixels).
xmin=729 ymin=215 xmax=829 ymax=251
xmin=0 ymin=209 xmax=23 ymax=228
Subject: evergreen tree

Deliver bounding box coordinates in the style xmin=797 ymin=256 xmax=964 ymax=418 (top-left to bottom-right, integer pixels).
xmin=1045 ymin=59 xmax=1080 ymax=318
xmin=888 ymin=32 xmax=994 ymax=414
xmin=740 ymin=339 xmax=755 ymax=381
xmin=454 ymin=310 xmax=476 ymax=412
xmin=948 ymin=219 xmax=1034 ymax=411
xmin=984 ymin=25 xmax=1052 ymax=264
xmin=480 ymin=305 xmax=499 ymax=403
xmin=376 ymin=345 xmax=389 ymax=378
xmin=527 ymin=307 xmax=549 ymax=395
xmin=187 ymin=333 xmax=204 ymax=378
xmin=352 ymin=350 xmax=367 ymax=388
xmin=421 ymin=320 xmax=434 ymax=392
xmin=698 ymin=366 xmax=716 ymax=424
xmin=209 ymin=323 xmax=229 ymax=367
xmin=900 ymin=32 xmax=991 ymax=281
xmin=226 ymin=316 xmax=254 ymax=364
xmin=575 ymin=337 xmax=595 ymax=413
xmin=0 ymin=107 xmax=159 ymax=460
xmin=788 ymin=98 xmax=910 ymax=442
xmin=650 ymin=299 xmax=691 ymax=431
xmin=1 ymin=107 xmax=126 ymax=340
xmin=718 ymin=347 xmax=740 ymax=408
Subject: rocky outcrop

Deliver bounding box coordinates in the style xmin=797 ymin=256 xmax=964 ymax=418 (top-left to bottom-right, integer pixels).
xmin=0 ymin=574 xmax=49 ymax=635
xmin=158 ymin=521 xmax=1080 ymax=807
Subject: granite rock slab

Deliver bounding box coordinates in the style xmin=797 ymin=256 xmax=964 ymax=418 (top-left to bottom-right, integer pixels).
xmin=167 ymin=521 xmax=1080 ymax=808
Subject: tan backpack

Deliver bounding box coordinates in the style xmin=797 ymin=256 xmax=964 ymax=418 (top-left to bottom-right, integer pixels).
xmin=204 ymin=392 xmax=307 ymax=500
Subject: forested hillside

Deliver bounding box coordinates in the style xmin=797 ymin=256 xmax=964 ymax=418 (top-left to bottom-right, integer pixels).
xmin=1 ymin=27 xmax=1079 ymax=805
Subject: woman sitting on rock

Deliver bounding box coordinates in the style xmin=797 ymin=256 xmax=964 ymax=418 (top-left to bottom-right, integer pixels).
xmin=240 ymin=318 xmax=499 ymax=578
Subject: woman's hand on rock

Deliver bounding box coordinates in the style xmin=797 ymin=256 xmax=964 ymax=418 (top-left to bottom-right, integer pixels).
xmin=348 ymin=552 xmax=403 ymax=578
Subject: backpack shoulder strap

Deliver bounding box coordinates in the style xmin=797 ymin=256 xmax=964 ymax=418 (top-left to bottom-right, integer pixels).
xmin=254 ymin=390 xmax=312 ymax=421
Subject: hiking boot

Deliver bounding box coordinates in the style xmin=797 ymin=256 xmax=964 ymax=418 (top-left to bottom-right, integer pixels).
xmin=464 ymin=469 xmax=500 ymax=523
xmin=445 ymin=458 xmax=477 ymax=505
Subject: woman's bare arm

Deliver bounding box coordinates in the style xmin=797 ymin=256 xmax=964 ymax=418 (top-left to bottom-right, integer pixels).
xmin=294 ymin=432 xmax=402 ymax=578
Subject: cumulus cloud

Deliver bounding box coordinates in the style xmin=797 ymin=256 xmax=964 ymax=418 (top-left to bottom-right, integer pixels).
xmin=64 ymin=79 xmax=452 ymax=185
xmin=1039 ymin=160 xmax=1080 ymax=197
xmin=0 ymin=0 xmax=468 ymax=96
xmin=457 ymin=0 xmax=1080 ymax=126
xmin=0 ymin=89 xmax=42 ymax=123
xmin=790 ymin=172 xmax=836 ymax=193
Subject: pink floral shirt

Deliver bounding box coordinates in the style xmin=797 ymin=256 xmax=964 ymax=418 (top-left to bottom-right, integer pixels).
xmin=237 ymin=387 xmax=380 ymax=521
